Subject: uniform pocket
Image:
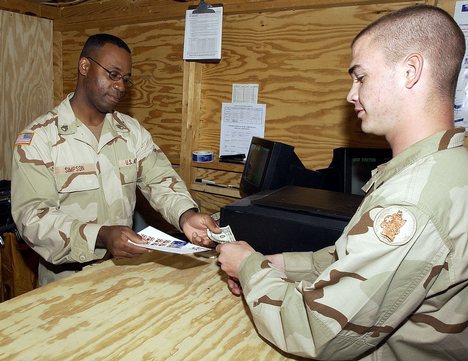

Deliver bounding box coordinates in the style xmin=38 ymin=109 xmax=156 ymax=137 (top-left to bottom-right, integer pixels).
xmin=119 ymin=164 xmax=137 ymax=185
xmin=54 ymin=165 xmax=99 ymax=193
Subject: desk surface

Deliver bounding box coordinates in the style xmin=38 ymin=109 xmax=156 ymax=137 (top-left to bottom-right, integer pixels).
xmin=0 ymin=252 xmax=305 ymax=361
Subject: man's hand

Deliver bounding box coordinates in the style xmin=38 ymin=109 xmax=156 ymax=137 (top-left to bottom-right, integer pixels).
xmin=180 ymin=209 xmax=219 ymax=247
xmin=97 ymin=225 xmax=149 ymax=258
xmin=216 ymin=241 xmax=255 ymax=279
xmin=227 ymin=276 xmax=243 ymax=296
xmin=217 ymin=243 xmax=284 ymax=296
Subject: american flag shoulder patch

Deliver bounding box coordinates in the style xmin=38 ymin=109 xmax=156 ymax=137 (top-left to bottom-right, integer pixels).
xmin=15 ymin=132 xmax=34 ymax=145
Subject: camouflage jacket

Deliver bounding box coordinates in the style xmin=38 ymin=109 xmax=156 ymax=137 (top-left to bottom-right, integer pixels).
xmin=239 ymin=128 xmax=468 ymax=360
xmin=11 ymin=94 xmax=197 ymax=268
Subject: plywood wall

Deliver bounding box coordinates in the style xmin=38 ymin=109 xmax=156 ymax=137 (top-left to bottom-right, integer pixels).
xmin=3 ymin=0 xmax=462 ymax=177
xmin=0 ymin=10 xmax=53 ymax=180
xmin=56 ymin=0 xmax=433 ymax=173
xmin=59 ymin=0 xmax=467 ymax=177
xmin=197 ymin=3 xmax=418 ymax=170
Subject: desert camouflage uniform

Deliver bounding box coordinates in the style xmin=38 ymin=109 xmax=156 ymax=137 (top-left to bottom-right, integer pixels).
xmin=11 ymin=94 xmax=198 ymax=284
xmin=239 ymin=128 xmax=468 ymax=360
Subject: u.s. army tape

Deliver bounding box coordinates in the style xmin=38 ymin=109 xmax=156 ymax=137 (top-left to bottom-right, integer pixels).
xmin=192 ymin=150 xmax=214 ymax=162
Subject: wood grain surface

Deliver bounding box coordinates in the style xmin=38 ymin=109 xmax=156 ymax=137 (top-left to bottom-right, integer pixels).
xmin=56 ymin=1 xmax=426 ymax=174
xmin=2 ymin=0 xmax=463 ymax=204
xmin=0 ymin=10 xmax=53 ymax=180
xmin=197 ymin=3 xmax=421 ymax=171
xmin=0 ymin=252 xmax=306 ymax=361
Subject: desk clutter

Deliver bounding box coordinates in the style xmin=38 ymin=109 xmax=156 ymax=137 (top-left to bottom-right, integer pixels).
xmin=0 ymin=180 xmax=39 ymax=302
xmin=0 ymin=232 xmax=38 ymax=302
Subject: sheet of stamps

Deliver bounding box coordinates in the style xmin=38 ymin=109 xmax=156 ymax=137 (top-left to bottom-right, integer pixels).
xmin=129 ymin=226 xmax=211 ymax=254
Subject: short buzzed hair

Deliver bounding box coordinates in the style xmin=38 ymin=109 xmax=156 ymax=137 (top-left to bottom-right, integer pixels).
xmin=80 ymin=33 xmax=131 ymax=59
xmin=353 ymin=5 xmax=465 ymax=98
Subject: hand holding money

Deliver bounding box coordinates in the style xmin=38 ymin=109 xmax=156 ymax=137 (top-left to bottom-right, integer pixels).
xmin=207 ymin=225 xmax=236 ymax=243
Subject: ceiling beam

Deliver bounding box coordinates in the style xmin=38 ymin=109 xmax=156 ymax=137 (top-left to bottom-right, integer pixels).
xmin=0 ymin=0 xmax=59 ymax=19
xmin=51 ymin=0 xmax=416 ymax=31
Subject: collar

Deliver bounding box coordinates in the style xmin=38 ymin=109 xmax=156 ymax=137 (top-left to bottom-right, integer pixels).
xmin=56 ymin=93 xmax=130 ymax=135
xmin=362 ymin=128 xmax=466 ymax=193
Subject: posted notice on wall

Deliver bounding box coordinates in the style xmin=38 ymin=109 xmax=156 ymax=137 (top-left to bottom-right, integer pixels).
xmin=232 ymin=84 xmax=259 ymax=104
xmin=219 ymin=103 xmax=266 ymax=157
xmin=183 ymin=6 xmax=223 ymax=61
xmin=453 ymin=1 xmax=468 ymax=130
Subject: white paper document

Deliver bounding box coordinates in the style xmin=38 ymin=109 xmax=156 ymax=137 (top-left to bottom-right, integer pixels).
xmin=219 ymin=103 xmax=266 ymax=157
xmin=232 ymin=84 xmax=259 ymax=104
xmin=129 ymin=226 xmax=211 ymax=254
xmin=453 ymin=1 xmax=468 ymax=130
xmin=183 ymin=6 xmax=223 ymax=61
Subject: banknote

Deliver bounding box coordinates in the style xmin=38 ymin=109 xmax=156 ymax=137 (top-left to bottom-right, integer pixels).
xmin=207 ymin=225 xmax=236 ymax=243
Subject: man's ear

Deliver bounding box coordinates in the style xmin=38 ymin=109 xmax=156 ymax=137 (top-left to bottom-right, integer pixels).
xmin=78 ymin=57 xmax=91 ymax=77
xmin=404 ymin=53 xmax=423 ymax=89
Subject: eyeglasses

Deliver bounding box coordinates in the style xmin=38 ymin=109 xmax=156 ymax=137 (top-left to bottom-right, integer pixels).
xmin=86 ymin=57 xmax=133 ymax=87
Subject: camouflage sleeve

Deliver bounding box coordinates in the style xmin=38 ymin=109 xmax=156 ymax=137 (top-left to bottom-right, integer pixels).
xmin=135 ymin=126 xmax=198 ymax=229
xmin=238 ymin=205 xmax=446 ymax=359
xmin=11 ymin=132 xmax=104 ymax=265
xmin=283 ymin=246 xmax=336 ymax=282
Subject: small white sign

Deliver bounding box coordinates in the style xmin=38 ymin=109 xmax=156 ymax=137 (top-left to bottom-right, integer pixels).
xmin=183 ymin=6 xmax=223 ymax=61
xmin=232 ymin=84 xmax=259 ymax=104
xmin=219 ymin=103 xmax=266 ymax=157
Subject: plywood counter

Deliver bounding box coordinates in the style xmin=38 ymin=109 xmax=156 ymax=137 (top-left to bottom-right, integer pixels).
xmin=0 ymin=251 xmax=305 ymax=361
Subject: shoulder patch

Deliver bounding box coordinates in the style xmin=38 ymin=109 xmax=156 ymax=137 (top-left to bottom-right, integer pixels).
xmin=15 ymin=132 xmax=34 ymax=146
xmin=374 ymin=206 xmax=416 ymax=246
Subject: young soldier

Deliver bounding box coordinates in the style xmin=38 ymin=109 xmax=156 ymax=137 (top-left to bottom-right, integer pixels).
xmin=217 ymin=5 xmax=468 ymax=360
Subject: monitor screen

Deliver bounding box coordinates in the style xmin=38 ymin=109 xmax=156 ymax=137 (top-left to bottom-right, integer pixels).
xmin=242 ymin=142 xmax=271 ymax=189
xmin=319 ymin=147 xmax=392 ymax=196
xmin=240 ymin=137 xmax=323 ymax=197
xmin=350 ymin=155 xmax=381 ymax=194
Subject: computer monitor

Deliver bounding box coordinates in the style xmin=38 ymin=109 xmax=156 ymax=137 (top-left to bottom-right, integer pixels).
xmin=319 ymin=147 xmax=392 ymax=196
xmin=239 ymin=137 xmax=323 ymax=197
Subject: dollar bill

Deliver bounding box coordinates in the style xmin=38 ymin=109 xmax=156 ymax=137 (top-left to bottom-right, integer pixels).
xmin=207 ymin=225 xmax=236 ymax=243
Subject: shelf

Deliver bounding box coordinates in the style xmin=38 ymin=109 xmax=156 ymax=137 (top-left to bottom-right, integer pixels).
xmin=191 ymin=182 xmax=241 ymax=198
xmin=191 ymin=160 xmax=244 ymax=173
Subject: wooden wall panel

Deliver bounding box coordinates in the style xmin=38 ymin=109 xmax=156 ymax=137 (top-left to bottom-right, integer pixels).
xmin=54 ymin=0 xmax=463 ymax=176
xmin=197 ymin=2 xmax=425 ymax=170
xmin=436 ymin=0 xmax=458 ymax=14
xmin=53 ymin=30 xmax=63 ymax=105
xmin=0 ymin=10 xmax=53 ymax=180
xmin=60 ymin=19 xmax=186 ymax=164
xmin=3 ymin=0 xmax=458 ymax=196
